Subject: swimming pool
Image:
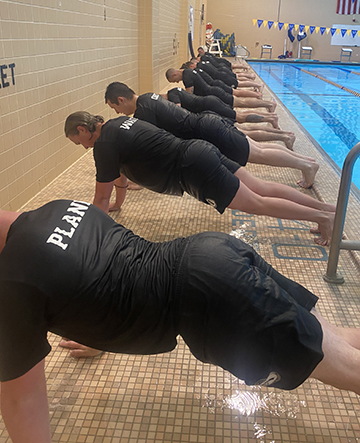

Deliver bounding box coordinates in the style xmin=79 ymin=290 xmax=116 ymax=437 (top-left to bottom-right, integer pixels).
xmin=249 ymin=61 xmax=360 ymax=192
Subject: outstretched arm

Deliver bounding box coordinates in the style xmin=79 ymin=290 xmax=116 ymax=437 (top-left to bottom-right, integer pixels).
xmin=110 ymin=174 xmax=128 ymax=212
xmin=93 ymin=180 xmax=115 ymax=213
xmin=1 ymin=359 xmax=51 ymax=443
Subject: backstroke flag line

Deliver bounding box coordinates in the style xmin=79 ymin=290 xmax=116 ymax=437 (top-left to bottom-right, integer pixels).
xmin=337 ymin=0 xmax=360 ymax=14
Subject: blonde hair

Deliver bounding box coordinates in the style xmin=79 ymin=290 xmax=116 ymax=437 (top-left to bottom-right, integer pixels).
xmin=64 ymin=111 xmax=104 ymax=137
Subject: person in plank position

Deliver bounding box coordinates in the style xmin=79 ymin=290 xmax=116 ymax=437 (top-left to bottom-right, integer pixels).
xmin=0 ymin=199 xmax=359 ymax=443
xmin=104 ymin=82 xmax=317 ymax=193
xmin=166 ymin=87 xmax=280 ymax=128
xmin=165 ymin=68 xmax=277 ymax=112
xmin=64 ymin=111 xmax=334 ymax=245
xmin=197 ymin=45 xmax=251 ymax=72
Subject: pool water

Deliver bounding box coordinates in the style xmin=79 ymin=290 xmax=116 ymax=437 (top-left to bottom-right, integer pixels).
xmin=249 ymin=62 xmax=360 ymax=192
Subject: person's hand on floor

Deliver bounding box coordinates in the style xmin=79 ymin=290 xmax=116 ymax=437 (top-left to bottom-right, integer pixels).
xmin=59 ymin=338 xmax=104 ymax=358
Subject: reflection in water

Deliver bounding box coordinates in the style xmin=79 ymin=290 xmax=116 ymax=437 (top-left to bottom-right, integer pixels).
xmin=201 ymin=380 xmax=306 ymax=443
xmin=229 ymin=225 xmax=273 ymax=251
xmin=229 ymin=224 xmax=255 ymax=246
xmin=254 ymin=422 xmax=274 ymax=442
xmin=224 ymin=389 xmax=306 ymax=418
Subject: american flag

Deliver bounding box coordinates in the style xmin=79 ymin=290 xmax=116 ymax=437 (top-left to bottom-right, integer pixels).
xmin=337 ymin=0 xmax=360 ymax=14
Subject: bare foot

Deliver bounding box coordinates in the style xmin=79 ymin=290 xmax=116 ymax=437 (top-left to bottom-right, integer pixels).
xmin=109 ymin=203 xmax=122 ymax=212
xmin=59 ymin=339 xmax=104 ymax=358
xmin=284 ymin=134 xmax=296 ymax=150
xmin=314 ymin=236 xmax=330 ymax=246
xmin=297 ymin=162 xmax=319 ymax=189
xmin=268 ymin=114 xmax=279 ymax=129
xmin=310 ymin=225 xmax=321 ymax=234
xmin=326 ymin=203 xmax=337 ymax=212
xmin=128 ymin=182 xmax=143 ymax=190
xmin=269 ymin=101 xmax=277 ymax=113
xmin=254 ymin=83 xmax=264 ymax=92
xmin=237 ymin=73 xmax=255 ymax=80
xmin=313 ymin=212 xmax=334 ymax=246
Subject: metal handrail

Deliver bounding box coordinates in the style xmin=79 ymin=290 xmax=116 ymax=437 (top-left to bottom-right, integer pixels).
xmin=236 ymin=45 xmax=250 ymax=59
xmin=323 ymin=142 xmax=360 ymax=284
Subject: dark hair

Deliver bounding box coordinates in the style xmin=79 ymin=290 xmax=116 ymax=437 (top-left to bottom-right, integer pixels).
xmin=105 ymin=82 xmax=135 ymax=104
xmin=180 ymin=62 xmax=192 ymax=69
xmin=165 ymin=68 xmax=176 ymax=81
xmin=64 ymin=112 xmax=104 ymax=137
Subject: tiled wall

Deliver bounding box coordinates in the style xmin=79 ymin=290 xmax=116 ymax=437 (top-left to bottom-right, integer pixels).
xmin=152 ymin=0 xmax=182 ymax=93
xmin=0 ymin=0 xmax=206 ymax=210
xmin=140 ymin=0 xmax=194 ymax=95
xmin=0 ymin=0 xmax=139 ymax=210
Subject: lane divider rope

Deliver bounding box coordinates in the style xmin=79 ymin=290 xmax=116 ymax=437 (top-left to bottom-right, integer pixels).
xmin=299 ymin=68 xmax=360 ymax=97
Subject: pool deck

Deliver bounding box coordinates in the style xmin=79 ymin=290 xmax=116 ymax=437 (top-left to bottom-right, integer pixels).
xmin=1 ymin=66 xmax=360 ymax=443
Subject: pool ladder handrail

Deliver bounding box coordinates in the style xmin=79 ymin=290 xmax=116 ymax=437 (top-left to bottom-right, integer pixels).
xmin=324 ymin=142 xmax=360 ymax=284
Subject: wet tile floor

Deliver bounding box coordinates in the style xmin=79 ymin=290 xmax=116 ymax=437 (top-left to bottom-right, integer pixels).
xmin=0 ymin=70 xmax=360 ymax=443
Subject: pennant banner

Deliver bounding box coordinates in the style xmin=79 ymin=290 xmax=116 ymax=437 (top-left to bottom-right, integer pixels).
xmin=253 ymin=19 xmax=360 ymax=39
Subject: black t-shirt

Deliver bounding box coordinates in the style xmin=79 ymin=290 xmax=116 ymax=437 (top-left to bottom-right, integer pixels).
xmin=0 ymin=200 xmax=187 ymax=381
xmin=182 ymin=69 xmax=233 ymax=106
xmin=182 ymin=68 xmax=197 ymax=90
xmin=200 ymin=53 xmax=232 ymax=70
xmin=132 ymin=93 xmax=247 ymax=165
xmin=195 ymin=68 xmax=233 ymax=94
xmin=93 ymin=116 xmax=189 ymax=195
xmin=167 ymin=88 xmax=236 ymax=121
xmin=134 ymin=93 xmax=199 ymax=139
xmin=197 ymin=61 xmax=238 ymax=88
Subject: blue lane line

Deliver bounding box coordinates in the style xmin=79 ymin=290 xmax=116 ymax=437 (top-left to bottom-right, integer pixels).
xmin=336 ymin=67 xmax=352 ymax=73
xmin=268 ymin=68 xmax=359 ymax=150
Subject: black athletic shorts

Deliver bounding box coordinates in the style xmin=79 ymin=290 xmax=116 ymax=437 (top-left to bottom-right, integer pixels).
xmin=201 ymin=96 xmax=236 ymax=120
xmin=197 ymin=114 xmax=250 ymax=166
xmin=179 ymin=140 xmax=240 ymax=214
xmin=206 ymin=86 xmax=234 ymax=107
xmin=176 ymin=232 xmax=324 ymax=390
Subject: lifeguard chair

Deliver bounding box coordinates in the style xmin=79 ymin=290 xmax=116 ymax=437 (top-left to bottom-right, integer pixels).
xmin=208 ymin=39 xmax=222 ymax=57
